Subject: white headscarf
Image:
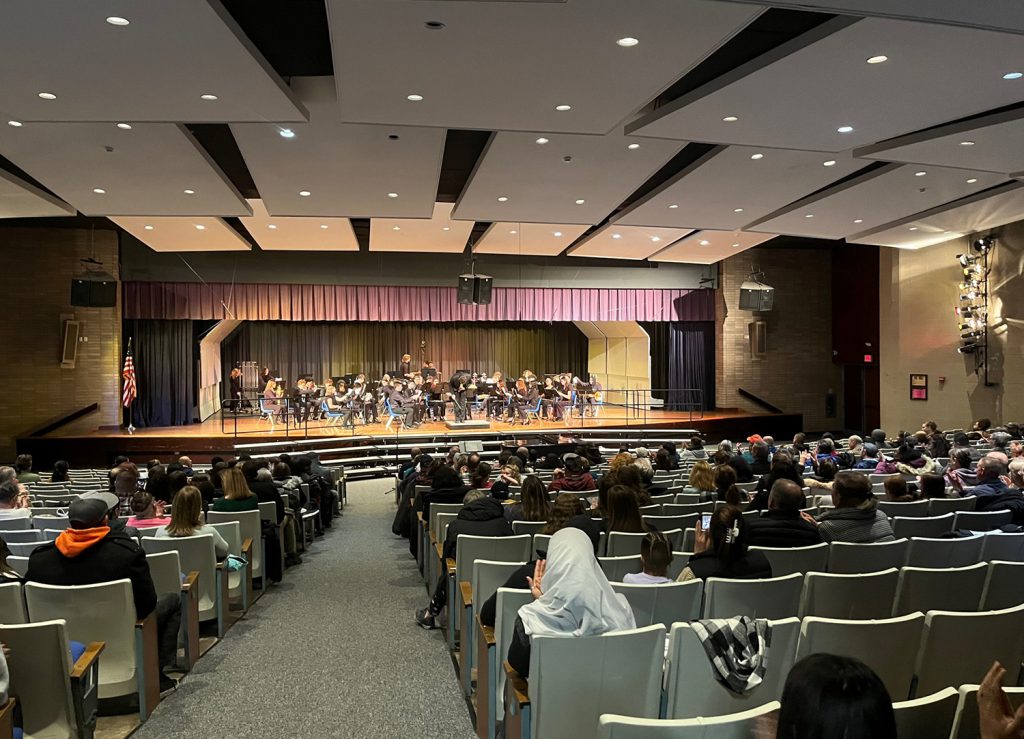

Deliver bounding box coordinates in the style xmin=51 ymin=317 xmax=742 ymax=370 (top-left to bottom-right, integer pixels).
xmin=518 ymin=527 xmax=636 ymax=638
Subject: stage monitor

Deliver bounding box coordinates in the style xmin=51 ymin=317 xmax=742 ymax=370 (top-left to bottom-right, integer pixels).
xmin=473 ymin=275 xmax=493 ymax=305
xmin=71 ymin=277 xmax=117 ymax=307
xmin=739 ymin=281 xmax=774 ymax=311
xmin=457 ymin=274 xmax=475 ymax=305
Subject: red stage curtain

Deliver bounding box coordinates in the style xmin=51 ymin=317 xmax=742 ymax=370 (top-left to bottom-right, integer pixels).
xmin=123 ymin=282 xmax=714 ymax=322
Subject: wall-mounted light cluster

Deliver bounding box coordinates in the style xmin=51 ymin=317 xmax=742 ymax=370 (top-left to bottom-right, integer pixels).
xmin=954 ymin=235 xmax=994 ymax=378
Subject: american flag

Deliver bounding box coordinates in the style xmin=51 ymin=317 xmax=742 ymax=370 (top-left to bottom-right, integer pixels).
xmin=122 ymin=343 xmax=137 ymax=407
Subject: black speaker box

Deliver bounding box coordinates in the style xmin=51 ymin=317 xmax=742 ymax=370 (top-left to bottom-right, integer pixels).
xmin=739 ymin=286 xmax=774 ymax=311
xmin=473 ymin=275 xmax=493 ymax=305
xmin=457 ymin=274 xmax=475 ymax=305
xmin=71 ymin=279 xmax=117 ymax=307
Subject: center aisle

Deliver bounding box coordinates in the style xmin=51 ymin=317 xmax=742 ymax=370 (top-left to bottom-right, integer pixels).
xmin=132 ymin=489 xmax=476 ymax=739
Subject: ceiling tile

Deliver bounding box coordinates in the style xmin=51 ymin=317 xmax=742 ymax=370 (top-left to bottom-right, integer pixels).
xmin=0 ymin=169 xmax=75 ymax=218
xmin=112 ymin=217 xmax=251 ymax=252
xmin=649 ymin=230 xmax=776 ymax=264
xmin=231 ymin=77 xmax=444 ymax=218
xmin=239 ymin=199 xmax=358 ymax=251
xmin=474 ymin=222 xmax=591 ymax=257
xmin=568 ymin=225 xmax=693 ymax=260
xmin=370 ymin=202 xmax=473 ymax=253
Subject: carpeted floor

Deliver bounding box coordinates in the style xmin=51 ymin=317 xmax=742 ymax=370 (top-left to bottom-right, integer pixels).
xmin=131 ymin=488 xmax=476 ymax=739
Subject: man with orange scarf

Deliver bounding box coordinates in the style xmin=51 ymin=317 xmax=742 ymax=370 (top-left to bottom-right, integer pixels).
xmin=26 ymin=491 xmax=181 ymax=692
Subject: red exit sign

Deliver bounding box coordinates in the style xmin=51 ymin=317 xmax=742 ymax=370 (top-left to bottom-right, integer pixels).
xmin=864 ymin=354 xmax=874 ymax=363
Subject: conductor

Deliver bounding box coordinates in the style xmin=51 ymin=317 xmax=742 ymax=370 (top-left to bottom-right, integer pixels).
xmin=450 ymin=372 xmax=471 ymax=423
xmin=399 ymin=354 xmax=413 ymax=378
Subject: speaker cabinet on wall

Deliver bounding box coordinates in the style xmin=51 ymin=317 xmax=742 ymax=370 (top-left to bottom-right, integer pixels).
xmin=474 ymin=275 xmax=493 ymax=305
xmin=749 ymin=320 xmax=767 ymax=358
xmin=457 ymin=274 xmax=476 ymax=305
xmin=738 ymin=281 xmax=774 ymax=311
xmin=70 ymin=278 xmax=117 ymax=307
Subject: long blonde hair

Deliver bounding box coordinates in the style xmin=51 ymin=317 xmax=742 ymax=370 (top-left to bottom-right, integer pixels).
xmin=688 ymin=460 xmax=715 ymax=491
xmin=222 ymin=466 xmax=254 ymax=501
xmin=166 ymin=486 xmax=203 ymax=536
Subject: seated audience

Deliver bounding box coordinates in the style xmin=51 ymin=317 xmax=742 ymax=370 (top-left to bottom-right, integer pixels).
xmin=505 ymin=476 xmax=550 ymax=523
xmin=722 ymin=445 xmax=754 ymax=483
xmin=676 ymin=505 xmax=771 ymax=582
xmin=415 ymin=489 xmax=513 ymax=630
xmin=623 ymin=531 xmax=673 ymax=584
xmin=1006 ymin=459 xmax=1024 ymax=493
xmin=541 ymin=494 xmax=587 ymax=536
xmin=805 ymin=459 xmax=838 ymax=491
xmin=678 ymin=437 xmax=701 ymax=463
xmin=776 ymin=653 xmax=896 ymax=738
xmin=126 ymin=490 xmax=168 ymax=528
xmin=812 ymin=471 xmax=895 ymax=543
xmin=882 ymin=476 xmax=917 ymax=502
xmin=547 ymin=454 xmax=596 ymax=493
xmin=748 ymin=440 xmax=772 ymax=475
xmin=963 ymin=457 xmax=1013 ymax=500
xmin=0 ymin=481 xmax=30 ymax=520
xmin=918 ymin=473 xmax=948 ymax=499
xmin=946 ymin=448 xmax=978 ymax=492
xmin=26 ymin=492 xmax=182 ymax=691
xmin=146 ymin=465 xmax=172 ymax=504
xmin=682 ymin=460 xmax=716 ymax=499
xmin=928 ymin=432 xmax=951 ymax=460
xmin=506 ymin=527 xmax=635 ymax=676
xmin=653 ymin=447 xmax=674 ymax=472
xmin=603 ymin=484 xmax=648 ymax=534
xmin=0 ymin=539 xmax=20 ymax=581
xmin=156 ymin=486 xmax=229 ymax=559
xmin=870 ymin=428 xmax=890 ymax=449
xmin=714 ymin=464 xmax=745 ymax=506
xmin=612 ymin=464 xmax=652 ymax=507
xmin=746 ymin=480 xmax=820 ymax=548
xmin=241 ymin=460 xmax=285 ymax=522
xmin=418 ymin=465 xmax=472 ymax=518
xmin=748 ymin=451 xmax=804 ymax=511
xmin=212 ymin=466 xmax=259 ymax=512
xmin=469 ymin=461 xmax=493 ymax=492
xmin=853 ymin=442 xmax=881 ymax=470
xmin=50 ymin=460 xmax=70 ymax=483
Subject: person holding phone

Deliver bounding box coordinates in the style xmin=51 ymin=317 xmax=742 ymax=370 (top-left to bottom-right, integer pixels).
xmin=676 ymin=505 xmax=772 ymax=582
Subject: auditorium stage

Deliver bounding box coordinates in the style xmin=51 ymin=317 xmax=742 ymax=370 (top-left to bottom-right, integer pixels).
xmin=18 ymin=408 xmax=803 ymax=467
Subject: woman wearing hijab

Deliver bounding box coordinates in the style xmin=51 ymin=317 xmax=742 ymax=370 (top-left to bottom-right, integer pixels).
xmin=507 ymin=527 xmax=636 ymax=676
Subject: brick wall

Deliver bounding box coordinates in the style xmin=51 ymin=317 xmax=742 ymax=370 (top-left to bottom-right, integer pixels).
xmin=0 ymin=228 xmax=121 ymax=460
xmin=716 ymin=246 xmax=842 ymax=432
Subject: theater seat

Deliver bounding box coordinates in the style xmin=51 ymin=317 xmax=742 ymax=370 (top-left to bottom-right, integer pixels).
xmin=893 ymin=687 xmax=959 ymax=739
xmin=597 ymin=702 xmax=780 ymax=739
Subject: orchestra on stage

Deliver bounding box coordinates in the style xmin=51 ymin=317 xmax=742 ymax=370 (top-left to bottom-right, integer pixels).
xmin=228 ymin=357 xmax=603 ymax=429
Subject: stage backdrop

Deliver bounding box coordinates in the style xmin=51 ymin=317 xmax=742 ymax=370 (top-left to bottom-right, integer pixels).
xmin=220 ymin=321 xmax=589 ymax=393
xmin=642 ymin=321 xmax=716 ymax=411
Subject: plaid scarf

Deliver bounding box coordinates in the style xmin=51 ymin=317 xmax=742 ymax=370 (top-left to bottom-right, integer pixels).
xmin=691 ymin=617 xmax=771 ymax=694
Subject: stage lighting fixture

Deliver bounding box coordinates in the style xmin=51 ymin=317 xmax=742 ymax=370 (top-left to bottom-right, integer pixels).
xmin=958 ymin=344 xmax=978 ymax=354
xmin=957 ymin=254 xmax=974 ymax=267
xmin=973 ymin=236 xmax=995 ymax=252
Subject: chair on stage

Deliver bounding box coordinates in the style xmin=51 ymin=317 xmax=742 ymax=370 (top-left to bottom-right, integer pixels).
xmin=384 ymin=399 xmax=406 ymax=431
xmin=258 ymin=398 xmax=277 ymax=431
xmin=524 ymin=397 xmax=544 ymax=424
xmin=321 ymin=399 xmax=347 ymax=427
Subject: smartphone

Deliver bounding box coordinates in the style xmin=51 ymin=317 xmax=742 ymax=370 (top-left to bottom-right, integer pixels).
xmin=700 ymin=513 xmax=712 ymax=530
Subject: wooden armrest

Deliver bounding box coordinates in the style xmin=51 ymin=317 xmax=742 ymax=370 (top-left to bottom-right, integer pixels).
xmin=181 ymin=570 xmax=199 ymax=591
xmin=504 ymin=661 xmax=530 ymax=706
xmin=434 ymin=542 xmax=443 ymax=560
xmin=70 ymin=641 xmax=105 ymax=679
xmin=460 ymin=581 xmax=473 ymax=608
xmin=446 ymin=557 xmax=456 ymax=573
xmin=216 ymin=561 xmax=225 ymax=571
xmin=478 ymin=618 xmax=496 ymax=647
xmin=241 ymin=537 xmax=253 ymax=559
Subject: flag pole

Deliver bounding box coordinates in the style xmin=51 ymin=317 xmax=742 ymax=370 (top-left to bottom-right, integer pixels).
xmin=125 ymin=337 xmax=135 ymax=435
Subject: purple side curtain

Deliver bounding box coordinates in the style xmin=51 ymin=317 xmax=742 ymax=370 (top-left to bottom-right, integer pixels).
xmin=123 ymin=282 xmax=714 ymax=322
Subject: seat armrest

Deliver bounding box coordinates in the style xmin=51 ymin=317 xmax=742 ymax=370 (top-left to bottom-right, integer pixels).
xmin=0 ymin=697 xmax=14 ymax=739
xmin=133 ymin=611 xmax=161 ymax=720
xmin=504 ymin=661 xmax=530 ymax=707
xmin=70 ymin=641 xmax=105 ymax=679
xmin=241 ymin=537 xmax=254 ymax=560
xmin=181 ymin=570 xmax=200 ymax=592
xmin=460 ymin=581 xmax=473 ymax=608
xmin=478 ymin=619 xmax=496 ymax=647
xmin=446 ymin=557 xmax=456 ymax=574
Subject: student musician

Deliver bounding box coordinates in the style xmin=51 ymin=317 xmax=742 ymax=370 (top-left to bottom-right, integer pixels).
xmin=389 ymin=379 xmax=417 ymax=428
xmin=542 ymin=376 xmax=564 ymax=421
xmin=355 ymin=380 xmax=378 ymax=424
xmin=488 ymin=375 xmax=510 ymax=419
xmin=424 ymin=376 xmax=446 ymax=421
xmin=263 ymin=379 xmax=283 ymax=420
xmin=229 ymin=367 xmax=244 ymax=411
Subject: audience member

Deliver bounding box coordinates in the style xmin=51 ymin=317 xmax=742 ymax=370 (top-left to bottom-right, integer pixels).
xmin=541 ymin=494 xmax=586 ymax=536
xmin=714 ymin=464 xmax=744 ymax=505
xmin=918 ymin=473 xmax=948 ymax=499
xmin=853 ymin=442 xmax=880 ymax=470
xmin=418 ymin=465 xmax=471 ymax=518
xmin=50 ymin=460 xmax=70 ymax=483
xmin=241 ymin=460 xmax=285 ymax=522
xmin=470 ymin=461 xmax=493 ymax=492
xmin=748 ymin=451 xmax=803 ymax=511
xmin=882 ymin=476 xmax=917 ymax=502
xmin=0 ymin=481 xmax=30 ymax=521
xmin=806 ymin=459 xmax=838 ymax=491
xmin=126 ymin=490 xmax=168 ymax=528
xmin=505 ymin=476 xmax=550 ymax=523
xmin=812 ymin=471 xmax=895 ymax=543
xmin=746 ymin=480 xmax=820 ymax=548
xmin=749 ymin=441 xmax=772 ymax=475
xmin=156 ymin=486 xmax=229 ymax=559
xmin=683 ymin=460 xmax=716 ymax=499
xmin=870 ymin=428 xmax=890 ymax=449
xmin=547 ymin=454 xmax=596 ymax=493
xmin=604 ymin=484 xmax=649 ymax=535
xmin=946 ymin=448 xmax=978 ymax=492
xmin=212 ymin=466 xmax=259 ymax=512
xmin=612 ymin=464 xmax=652 ymax=507
xmin=623 ymin=531 xmax=673 ymax=584
xmin=14 ymin=454 xmax=40 ymax=484
xmin=963 ymin=457 xmax=1013 ymax=500
xmin=676 ymin=505 xmax=771 ymax=582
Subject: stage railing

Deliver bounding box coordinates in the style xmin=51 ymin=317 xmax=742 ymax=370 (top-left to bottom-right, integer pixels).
xmin=217 ymin=386 xmax=706 ymax=438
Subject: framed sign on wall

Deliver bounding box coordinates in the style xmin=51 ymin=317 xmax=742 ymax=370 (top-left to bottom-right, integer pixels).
xmin=910 ymin=373 xmax=928 ymax=401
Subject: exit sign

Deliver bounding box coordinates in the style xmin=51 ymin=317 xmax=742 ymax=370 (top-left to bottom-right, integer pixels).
xmin=864 ymin=354 xmax=874 ymax=363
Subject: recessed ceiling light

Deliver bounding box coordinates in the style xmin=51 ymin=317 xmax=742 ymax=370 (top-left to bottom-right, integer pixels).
xmin=627 ymin=143 xmax=640 ymax=150
xmin=853 ymin=219 xmax=863 ymax=224
xmin=750 ymin=153 xmax=764 ymax=160
xmin=144 ymin=225 xmax=154 ymax=230
xmin=279 ymin=128 xmax=296 ymax=139
xmin=909 ymin=227 xmax=918 ymax=231
xmin=722 ymin=115 xmax=738 ymax=122
xmin=555 ymin=104 xmax=572 ymax=112
xmin=866 ymin=55 xmax=888 ymax=64
xmin=200 ymin=94 xmax=218 ymax=101
xmin=823 ymin=160 xmax=836 ymax=167
xmin=183 ymin=189 xmax=195 ymax=195
xmin=699 ymin=240 xmax=710 ymax=246
xmin=424 ymin=20 xmax=446 ymax=30
xmin=106 ymin=16 xmax=130 ymax=26
xmin=1003 ymin=72 xmax=1023 ymax=80
xmin=497 ymin=196 xmax=508 ymax=202
xmin=442 ymin=226 xmax=450 ymax=231
xmin=407 ymin=94 xmax=423 ymax=102
xmin=611 ymin=233 xmax=622 ymax=240
xmin=299 ymin=190 xmax=311 ymax=197
xmin=116 ymin=122 xmax=132 ymax=130
xmin=650 ymin=236 xmax=661 ymax=242
xmin=616 ymin=37 xmax=639 ymax=47
xmin=967 ymin=178 xmax=978 ymax=183
xmin=38 ymin=92 xmax=57 ymax=100
xmin=7 ymin=120 xmax=22 ymax=127
xmin=575 ymin=199 xmax=586 ymax=205
xmin=268 ymin=224 xmax=277 ymax=230
xmin=914 ymin=171 xmax=927 ymax=177
xmin=668 ymin=204 xmax=679 ymax=209
xmin=92 ymin=188 xmax=106 ymax=194
xmin=392 ymin=226 xmax=401 ymax=231
xmin=732 ymin=243 xmax=740 ymax=248
xmin=804 ymin=214 xmax=814 ymax=218
xmin=535 ymin=137 xmax=549 ymax=145
xmin=320 ymin=224 xmax=328 ymax=229
xmin=733 ymin=208 xmax=744 ymax=213
xmin=509 ymin=230 xmax=517 ymax=235
xmin=837 ymin=125 xmax=854 ymax=133
xmin=195 ymin=224 xmax=206 ymax=231
xmin=387 ymin=192 xmax=398 ymax=198
xmin=553 ymin=231 xmax=563 ymax=237
xmin=959 ymin=140 xmax=975 ymax=146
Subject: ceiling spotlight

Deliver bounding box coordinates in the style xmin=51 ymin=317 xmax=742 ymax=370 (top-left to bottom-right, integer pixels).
xmin=732 ymin=243 xmax=740 ymax=248
xmin=407 ymin=94 xmax=423 ymax=101
xmin=866 ymin=55 xmax=888 ymax=64
xmin=612 ymin=233 xmax=622 ymax=240
xmin=914 ymin=171 xmax=927 ymax=177
xmin=837 ymin=125 xmax=854 ymax=133
xmin=959 ymin=140 xmax=975 ymax=146
xmin=535 ymin=137 xmax=549 ymax=145
xmin=509 ymin=230 xmax=517 ymax=234
xmin=722 ymin=115 xmax=738 ymax=122
xmin=823 ymin=160 xmax=836 ymax=167
xmin=442 ymin=226 xmax=450 ymax=231
xmin=106 ymin=16 xmax=130 ymax=26
xmin=387 ymin=192 xmax=398 ymax=198
xmin=7 ymin=120 xmax=22 ymax=127
xmin=195 ymin=224 xmax=206 ymax=230
xmin=299 ymin=190 xmax=311 ymax=197
xmin=650 ymin=236 xmax=661 ymax=242
xmin=144 ymin=225 xmax=154 ymax=230
xmin=733 ymin=208 xmax=744 ymax=213
xmin=268 ymin=224 xmax=277 ymax=230
xmin=497 ymin=196 xmax=508 ymax=202
xmin=184 ymin=189 xmax=195 ymax=195
xmin=92 ymin=188 xmax=106 ymax=194
xmin=553 ymin=231 xmax=563 ymax=237
xmin=279 ymin=128 xmax=296 ymax=139
xmin=750 ymin=153 xmax=764 ymax=160
xmin=804 ymin=214 xmax=814 ymax=218
xmin=699 ymin=240 xmax=710 ymax=246
xmin=392 ymin=226 xmax=401 ymax=231
xmin=575 ymin=199 xmax=585 ymax=205
xmin=668 ymin=204 xmax=679 ymax=209
xmin=616 ymin=37 xmax=639 ymax=47
xmin=320 ymin=224 xmax=328 ymax=229
xmin=555 ymin=104 xmax=572 ymax=111
xmin=1003 ymin=72 xmax=1023 ymax=80
xmin=38 ymin=92 xmax=57 ymax=100
xmin=627 ymin=143 xmax=640 ymax=150
xmin=200 ymin=93 xmax=218 ymax=101
xmin=116 ymin=122 xmax=132 ymax=130
xmin=909 ymin=226 xmax=918 ymax=231
xmin=967 ymin=178 xmax=978 ymax=184
xmin=853 ymin=219 xmax=863 ymax=224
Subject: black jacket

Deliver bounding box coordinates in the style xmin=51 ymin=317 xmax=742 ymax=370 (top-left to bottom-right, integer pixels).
xmin=420 ymin=484 xmax=472 ymax=518
xmin=746 ymin=511 xmax=823 ymax=548
xmin=442 ymin=498 xmax=514 ymax=560
xmin=26 ymin=529 xmax=157 ymax=618
xmin=726 ymin=456 xmax=755 ymax=483
xmin=684 ymin=549 xmax=772 ymax=581
xmin=247 ymin=478 xmax=285 ymax=523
